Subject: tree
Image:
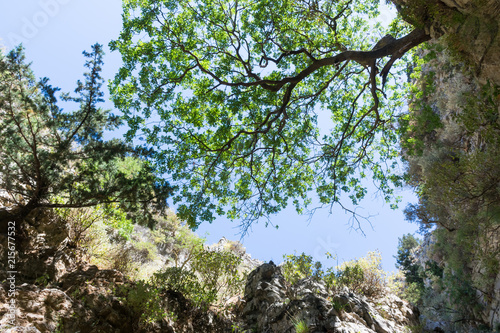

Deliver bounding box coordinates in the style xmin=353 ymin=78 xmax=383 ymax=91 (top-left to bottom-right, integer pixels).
xmin=0 ymin=44 xmax=173 ymax=233
xmin=395 ymin=234 xmax=422 ymax=285
xmin=110 ymin=0 xmax=432 ymax=230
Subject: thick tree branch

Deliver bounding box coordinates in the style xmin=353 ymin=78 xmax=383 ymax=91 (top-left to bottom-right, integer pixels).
xmin=177 ymin=28 xmax=429 ymax=93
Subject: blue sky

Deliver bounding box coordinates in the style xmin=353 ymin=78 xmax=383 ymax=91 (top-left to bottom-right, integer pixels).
xmin=0 ymin=0 xmax=419 ymax=272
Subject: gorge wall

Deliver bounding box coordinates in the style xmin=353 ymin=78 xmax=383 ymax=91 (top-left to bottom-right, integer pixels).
xmin=400 ymin=0 xmax=500 ymax=331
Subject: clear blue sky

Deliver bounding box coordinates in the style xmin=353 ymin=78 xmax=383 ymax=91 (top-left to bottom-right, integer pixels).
xmin=0 ymin=0 xmax=419 ymax=272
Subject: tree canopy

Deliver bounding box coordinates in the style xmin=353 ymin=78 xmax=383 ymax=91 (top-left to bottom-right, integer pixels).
xmin=0 ymin=44 xmax=173 ymax=231
xmin=110 ymin=0 xmax=431 ymax=230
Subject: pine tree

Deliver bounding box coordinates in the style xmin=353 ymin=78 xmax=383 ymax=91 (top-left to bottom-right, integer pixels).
xmin=0 ymin=44 xmax=173 ymax=235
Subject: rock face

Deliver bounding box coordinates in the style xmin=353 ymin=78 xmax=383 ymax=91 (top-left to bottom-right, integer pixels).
xmin=0 ymin=266 xmax=132 ymax=333
xmin=393 ymin=0 xmax=500 ymax=85
xmin=0 ymin=262 xmax=420 ymax=333
xmin=395 ymin=0 xmax=500 ymax=330
xmin=0 ymin=285 xmax=72 ymax=333
xmin=239 ymin=263 xmax=419 ymax=333
xmin=0 ymin=265 xmax=233 ymax=333
xmin=404 ymin=28 xmax=500 ymax=330
xmin=0 ymin=209 xmax=422 ymax=333
xmin=438 ymin=0 xmax=500 ymax=86
xmin=207 ymin=237 xmax=263 ymax=273
xmin=0 ymin=265 xmax=140 ymax=333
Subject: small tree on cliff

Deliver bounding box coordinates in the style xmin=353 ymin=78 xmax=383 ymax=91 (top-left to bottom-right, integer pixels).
xmin=395 ymin=234 xmax=424 ymax=285
xmin=110 ymin=0 xmax=437 ymax=230
xmin=0 ymin=44 xmax=173 ymax=233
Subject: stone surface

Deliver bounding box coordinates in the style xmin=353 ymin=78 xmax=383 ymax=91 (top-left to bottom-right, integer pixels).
xmin=208 ymin=237 xmax=263 ymax=273
xmin=393 ymin=0 xmax=500 ymax=85
xmin=239 ymin=262 xmax=419 ymax=333
xmin=0 ymin=284 xmax=73 ymax=333
xmin=408 ymin=36 xmax=500 ymax=331
xmin=0 ymin=264 xmax=233 ymax=333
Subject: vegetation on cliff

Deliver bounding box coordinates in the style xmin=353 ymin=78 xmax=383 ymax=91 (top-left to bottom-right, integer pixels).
xmin=397 ymin=40 xmax=500 ymax=331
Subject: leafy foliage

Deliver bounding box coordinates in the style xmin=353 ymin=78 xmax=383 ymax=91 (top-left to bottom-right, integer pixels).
xmin=282 ymin=252 xmax=324 ymax=285
xmin=292 ymin=318 xmax=310 ymax=333
xmin=337 ymin=250 xmax=386 ymax=297
xmin=151 ymin=267 xmax=204 ymax=303
xmin=110 ymin=0 xmax=430 ymax=230
xmin=152 ymin=247 xmax=244 ymax=308
xmin=191 ymin=247 xmax=244 ymax=304
xmin=394 ymin=234 xmax=423 ymax=285
xmin=122 ymin=280 xmax=170 ymax=325
xmin=393 ymin=234 xmax=425 ymax=305
xmin=61 ymin=206 xmax=246 ymax=325
xmin=282 ymin=251 xmax=388 ymax=298
xmin=0 ymin=44 xmax=172 ymax=230
xmin=336 ymin=263 xmax=365 ymax=293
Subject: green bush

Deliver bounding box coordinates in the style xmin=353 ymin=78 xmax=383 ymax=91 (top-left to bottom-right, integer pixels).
xmin=223 ymin=240 xmax=246 ymax=257
xmin=152 ymin=247 xmax=244 ymax=308
xmin=282 ymin=251 xmax=388 ymax=298
xmin=401 ymin=44 xmax=500 ymax=329
xmin=293 ymin=318 xmax=309 ymax=333
xmin=402 ymin=282 xmax=425 ymax=305
xmin=53 ymin=203 xmax=139 ymax=276
xmin=337 ymin=251 xmax=387 ymax=297
xmin=124 ymin=281 xmax=167 ymax=325
xmin=151 ymin=267 xmax=205 ymax=303
xmin=282 ymin=252 xmax=323 ymax=285
xmin=191 ymin=247 xmax=244 ymax=305
xmin=336 ymin=263 xmax=365 ymax=294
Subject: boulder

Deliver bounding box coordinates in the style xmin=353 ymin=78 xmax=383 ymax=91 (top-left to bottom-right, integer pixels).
xmin=239 ymin=263 xmax=420 ymax=333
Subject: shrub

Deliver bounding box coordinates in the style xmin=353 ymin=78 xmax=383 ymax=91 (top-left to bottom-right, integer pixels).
xmin=401 ymin=44 xmax=500 ymax=329
xmin=336 ymin=251 xmax=387 ymax=297
xmin=191 ymin=247 xmax=244 ymax=305
xmin=282 ymin=251 xmax=388 ymax=298
xmin=124 ymin=280 xmax=166 ymax=325
xmin=151 ymin=246 xmax=244 ymax=308
xmin=282 ymin=252 xmax=323 ymax=285
xmin=336 ymin=263 xmax=365 ymax=294
xmin=109 ymin=244 xmax=136 ymax=273
xmin=223 ymin=240 xmax=246 ymax=257
xmin=52 ymin=203 xmax=141 ymax=276
xmin=402 ymin=282 xmax=425 ymax=305
xmin=151 ymin=267 xmax=205 ymax=303
xmin=54 ymin=206 xmax=104 ymax=248
xmin=132 ymin=240 xmax=159 ymax=263
xmin=293 ymin=318 xmax=309 ymax=333
xmin=166 ymin=222 xmax=206 ymax=269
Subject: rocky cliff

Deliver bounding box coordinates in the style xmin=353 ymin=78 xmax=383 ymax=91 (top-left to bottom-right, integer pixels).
xmin=238 ymin=263 xmax=419 ymax=333
xmin=0 ymin=209 xmax=420 ymax=333
xmin=0 ymin=262 xmax=420 ymax=333
xmin=400 ymin=0 xmax=500 ymax=330
xmin=393 ymin=0 xmax=500 ymax=86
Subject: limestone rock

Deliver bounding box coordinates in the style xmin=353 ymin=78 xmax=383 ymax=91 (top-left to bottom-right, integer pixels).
xmin=0 ymin=284 xmax=72 ymax=333
xmin=407 ymin=37 xmax=500 ymax=330
xmin=208 ymin=237 xmax=263 ymax=273
xmin=0 ymin=264 xmax=235 ymax=333
xmin=392 ymin=0 xmax=500 ymax=85
xmin=239 ymin=263 xmax=419 ymax=333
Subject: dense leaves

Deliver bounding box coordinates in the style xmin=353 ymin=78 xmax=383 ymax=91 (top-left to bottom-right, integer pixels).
xmin=282 ymin=252 xmax=324 ymax=285
xmin=110 ymin=0 xmax=429 ymax=230
xmin=0 ymin=44 xmax=172 ymax=229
